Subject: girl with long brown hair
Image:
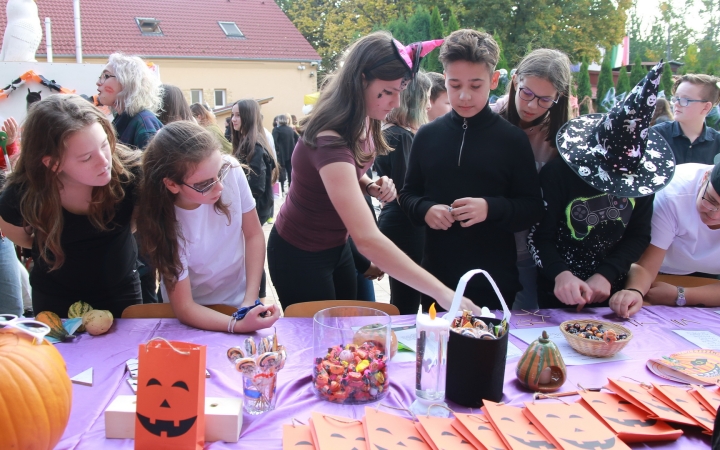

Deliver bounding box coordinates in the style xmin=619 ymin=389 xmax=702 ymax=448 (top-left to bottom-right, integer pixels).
xmin=230 ymin=99 xmax=279 ymax=225
xmin=267 ymin=31 xmax=481 ymax=314
xmin=137 ymin=121 xmax=278 ymax=332
xmin=0 ymin=94 xmax=142 ymax=316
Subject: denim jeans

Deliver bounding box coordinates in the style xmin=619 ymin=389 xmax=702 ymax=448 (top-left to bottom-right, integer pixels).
xmin=0 ymin=236 xmax=23 ymax=316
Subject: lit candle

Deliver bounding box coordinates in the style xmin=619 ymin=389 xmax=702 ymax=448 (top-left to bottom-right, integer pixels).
xmin=412 ymin=303 xmax=450 ymax=416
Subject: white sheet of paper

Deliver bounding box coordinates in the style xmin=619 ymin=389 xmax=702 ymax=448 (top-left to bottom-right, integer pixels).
xmin=672 ymin=330 xmax=720 ymax=350
xmin=510 ymin=327 xmax=630 ymax=365
xmin=394 ymin=326 xmax=418 ymax=353
xmin=394 ymin=325 xmax=522 ymax=359
xmin=506 ymin=341 xmax=522 ymax=359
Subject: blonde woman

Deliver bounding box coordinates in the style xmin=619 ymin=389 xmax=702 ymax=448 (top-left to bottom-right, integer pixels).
xmin=96 ymin=52 xmax=163 ymax=149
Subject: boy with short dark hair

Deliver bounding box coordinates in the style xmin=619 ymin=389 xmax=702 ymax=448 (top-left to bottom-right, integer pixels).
xmin=399 ymin=29 xmax=543 ymax=311
xmin=653 ymin=73 xmax=720 ymax=164
xmin=427 ymin=72 xmax=451 ymax=121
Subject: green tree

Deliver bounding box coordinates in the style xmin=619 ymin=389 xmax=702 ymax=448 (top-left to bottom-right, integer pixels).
xmin=615 ymin=67 xmax=630 ymax=98
xmin=446 ymin=10 xmax=459 ymax=34
xmin=577 ymin=59 xmax=592 ymax=115
xmin=596 ymin=54 xmax=614 ymax=112
xmin=408 ymin=7 xmax=432 ymax=44
xmin=490 ymin=32 xmax=510 ymax=98
xmin=460 ymin=0 xmax=632 ymax=66
xmin=426 ymin=7 xmax=445 ymax=73
xmin=660 ymin=64 xmax=674 ymax=97
xmin=682 ymin=44 xmax=700 ymax=74
xmin=630 ymin=55 xmax=646 ymax=88
xmin=281 ymin=0 xmax=415 ymax=72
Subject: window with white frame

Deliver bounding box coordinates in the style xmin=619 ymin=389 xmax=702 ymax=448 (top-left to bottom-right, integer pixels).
xmin=191 ymin=90 xmax=203 ymax=104
xmin=218 ymin=22 xmax=244 ymax=38
xmin=214 ymin=89 xmax=226 ymax=108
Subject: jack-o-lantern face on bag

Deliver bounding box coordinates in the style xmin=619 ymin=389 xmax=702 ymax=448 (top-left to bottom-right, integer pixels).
xmin=524 ymin=402 xmax=632 ymax=450
xmin=578 ymin=392 xmax=684 ymax=444
xmin=364 ymin=408 xmax=430 ymax=450
xmin=135 ymin=340 xmax=206 ymax=449
xmin=483 ymin=402 xmax=557 ymax=450
xmin=136 ymin=378 xmax=198 ymax=437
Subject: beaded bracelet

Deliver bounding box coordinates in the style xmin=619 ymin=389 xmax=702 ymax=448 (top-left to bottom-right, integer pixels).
xmin=227 ymin=299 xmax=262 ymax=333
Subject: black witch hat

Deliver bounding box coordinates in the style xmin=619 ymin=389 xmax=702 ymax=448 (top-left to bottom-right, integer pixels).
xmin=556 ymin=61 xmax=675 ymax=197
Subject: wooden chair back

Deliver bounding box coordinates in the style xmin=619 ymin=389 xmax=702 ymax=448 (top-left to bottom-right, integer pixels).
xmin=654 ymin=274 xmax=719 ymax=288
xmin=121 ymin=303 xmax=237 ymax=319
xmin=283 ymin=300 xmax=400 ymax=318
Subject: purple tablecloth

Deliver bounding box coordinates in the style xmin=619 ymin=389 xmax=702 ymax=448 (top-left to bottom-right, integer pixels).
xmin=54 ymin=305 xmax=719 ymax=449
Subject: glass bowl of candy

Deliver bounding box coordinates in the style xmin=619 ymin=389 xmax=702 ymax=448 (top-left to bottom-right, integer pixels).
xmin=312 ymin=306 xmax=391 ymax=404
xmin=560 ymin=320 xmax=633 ymax=357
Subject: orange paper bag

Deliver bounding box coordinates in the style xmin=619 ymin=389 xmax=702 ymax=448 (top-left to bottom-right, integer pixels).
xmin=309 ymin=411 xmax=367 ymax=450
xmin=483 ymin=401 xmax=555 ymax=450
xmin=691 ymin=385 xmax=720 ymax=417
xmin=452 ymin=413 xmax=508 ymax=450
xmin=135 ymin=338 xmax=206 ymax=450
xmin=606 ymin=378 xmax=697 ymax=426
xmin=578 ymin=391 xmax=682 ymax=443
xmin=415 ymin=415 xmax=478 ymax=450
xmin=283 ymin=423 xmax=317 ymax=449
xmin=651 ymin=383 xmax=715 ymax=433
xmin=363 ymin=407 xmax=431 ymax=450
xmin=523 ymin=401 xmax=631 ymax=450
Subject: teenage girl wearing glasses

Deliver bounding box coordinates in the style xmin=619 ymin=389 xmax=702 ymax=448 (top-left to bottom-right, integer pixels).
xmin=0 ymin=95 xmax=143 ymax=317
xmin=267 ymin=31 xmax=482 ymax=314
xmin=493 ymin=48 xmax=573 ymax=310
xmin=136 ymin=121 xmax=278 ymax=332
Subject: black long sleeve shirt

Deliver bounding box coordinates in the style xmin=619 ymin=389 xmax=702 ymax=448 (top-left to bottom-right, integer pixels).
xmin=528 ymin=158 xmax=653 ymax=307
xmin=399 ymin=106 xmax=543 ymax=309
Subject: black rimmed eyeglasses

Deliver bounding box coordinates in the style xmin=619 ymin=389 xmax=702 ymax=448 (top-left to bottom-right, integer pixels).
xmin=670 ymin=96 xmax=708 ymax=107
xmin=701 ymin=180 xmax=720 ymax=213
xmin=182 ymin=162 xmax=235 ymax=195
xmin=98 ymin=73 xmax=116 ymax=83
xmin=517 ymin=86 xmax=559 ymax=109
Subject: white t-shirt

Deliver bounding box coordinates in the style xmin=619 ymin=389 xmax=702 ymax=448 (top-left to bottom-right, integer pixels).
xmin=160 ymin=156 xmax=257 ymax=306
xmin=651 ymin=163 xmax=720 ymax=275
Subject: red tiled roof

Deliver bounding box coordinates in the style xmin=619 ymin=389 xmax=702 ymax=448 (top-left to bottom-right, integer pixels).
xmin=1 ymin=0 xmax=320 ymax=61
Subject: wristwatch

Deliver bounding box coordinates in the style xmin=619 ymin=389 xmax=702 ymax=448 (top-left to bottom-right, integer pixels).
xmin=675 ymin=286 xmax=686 ymax=306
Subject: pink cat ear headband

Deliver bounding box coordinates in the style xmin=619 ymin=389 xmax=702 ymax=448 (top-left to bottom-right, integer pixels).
xmin=367 ymin=38 xmax=444 ymax=83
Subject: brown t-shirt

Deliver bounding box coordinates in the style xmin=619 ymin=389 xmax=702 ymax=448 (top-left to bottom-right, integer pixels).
xmin=275 ymin=135 xmax=373 ymax=251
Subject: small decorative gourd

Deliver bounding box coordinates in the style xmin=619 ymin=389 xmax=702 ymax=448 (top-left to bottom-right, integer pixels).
xmin=35 ymin=311 xmax=73 ymax=342
xmin=516 ymin=330 xmax=566 ymax=392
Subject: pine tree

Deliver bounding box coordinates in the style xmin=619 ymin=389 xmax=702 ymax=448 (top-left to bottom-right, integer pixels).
xmin=490 ymin=32 xmax=510 ymax=98
xmin=426 ymin=7 xmax=444 ymax=73
xmin=447 ymin=10 xmax=460 ymax=35
xmin=596 ymin=54 xmax=614 ymax=112
xmin=615 ymin=67 xmax=630 ymax=98
xmin=660 ymin=63 xmax=674 ymax=98
xmin=630 ymin=55 xmax=646 ymax=87
xmin=577 ymin=59 xmax=592 ymax=115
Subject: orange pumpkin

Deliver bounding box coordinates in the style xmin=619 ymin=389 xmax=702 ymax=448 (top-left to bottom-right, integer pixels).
xmin=0 ymin=328 xmax=73 ymax=449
